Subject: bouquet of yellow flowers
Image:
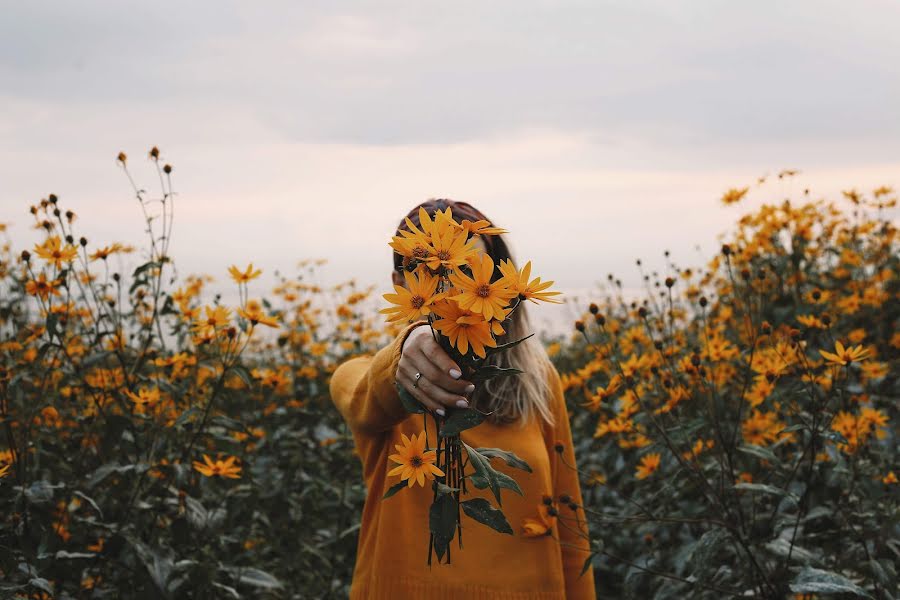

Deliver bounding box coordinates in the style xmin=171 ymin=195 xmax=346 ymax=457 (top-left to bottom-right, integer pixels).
xmin=380 ymin=206 xmax=561 ymax=564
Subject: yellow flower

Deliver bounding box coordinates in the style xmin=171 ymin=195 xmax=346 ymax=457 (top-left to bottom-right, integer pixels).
xmin=387 ymin=432 xmax=444 ymax=488
xmin=389 ymin=230 xmax=433 ymax=265
xmin=193 ymin=454 xmax=242 ymax=479
xmin=635 ymin=453 xmax=661 ymax=480
xmin=721 ymin=187 xmax=749 ymax=205
xmin=588 ymin=472 xmax=607 ymax=486
xmin=125 ymin=387 xmax=161 ymax=414
xmin=882 ymin=471 xmax=898 ymax=485
xmin=796 ymin=314 xmax=825 ymax=329
xmin=431 ymin=298 xmax=497 ymax=358
xmin=89 ymin=242 xmax=126 ymax=262
xmin=191 ymin=306 xmax=232 ymax=338
xmin=522 ymin=502 xmax=556 ymax=537
xmin=455 ymin=218 xmax=508 ymax=237
xmin=423 ymin=216 xmax=478 ymax=271
xmin=229 ymin=263 xmax=262 ymax=283
xmin=25 ymin=273 xmax=62 ymax=300
xmin=742 ymin=410 xmax=787 ymax=446
xmin=33 ymin=236 xmax=78 ymax=268
xmin=498 ymin=259 xmax=562 ymax=304
xmin=380 ymin=270 xmax=442 ymax=323
xmin=819 ymin=341 xmax=871 ymax=366
xmin=0 ymin=463 xmax=10 ymax=478
xmin=238 ymin=299 xmax=280 ymax=328
xmin=449 ymin=253 xmax=516 ymax=320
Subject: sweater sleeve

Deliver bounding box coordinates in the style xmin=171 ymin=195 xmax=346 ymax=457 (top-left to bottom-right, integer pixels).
xmin=545 ymin=363 xmax=596 ymax=600
xmin=329 ymin=320 xmax=430 ymax=434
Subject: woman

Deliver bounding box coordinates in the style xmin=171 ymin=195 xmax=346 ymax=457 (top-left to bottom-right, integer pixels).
xmin=329 ymin=199 xmax=595 ymax=599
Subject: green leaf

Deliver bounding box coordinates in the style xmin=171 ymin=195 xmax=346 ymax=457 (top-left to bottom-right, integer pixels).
xmin=132 ymin=260 xmax=161 ymax=278
xmin=434 ymin=482 xmax=459 ymax=495
xmin=440 ymin=408 xmax=486 ymax=437
xmin=234 ymin=567 xmax=284 ymax=590
xmin=382 ymin=480 xmax=407 ymax=499
xmin=734 ymin=482 xmax=799 ymax=504
xmin=229 ymin=365 xmax=253 ymax=387
xmin=86 ymin=463 xmax=136 ymax=489
xmin=581 ymin=552 xmax=597 ymax=576
xmin=469 ymin=365 xmax=523 ymax=383
xmin=464 ymin=442 xmax=503 ymax=506
xmin=789 ymin=567 xmax=873 ymax=598
xmin=460 ymin=498 xmax=513 ymax=535
xmin=46 ymin=313 xmax=59 ymax=340
xmin=429 ymin=493 xmax=458 ymax=561
xmin=29 ymin=579 xmax=53 ymax=594
xmin=476 ymin=448 xmax=532 ymax=472
xmin=469 ymin=469 xmax=523 ymax=496
xmin=687 ymin=528 xmax=730 ymax=580
xmin=396 ymin=382 xmax=425 ymax=414
xmin=738 ymin=444 xmax=781 ymax=464
xmin=221 ymin=565 xmax=284 ymax=590
xmin=821 ymin=429 xmax=850 ymax=446
xmin=486 ymin=333 xmax=535 ymax=355
xmin=764 ymin=538 xmax=822 ymax=566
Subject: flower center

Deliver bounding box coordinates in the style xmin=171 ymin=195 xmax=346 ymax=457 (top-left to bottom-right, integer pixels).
xmin=410 ymin=295 xmax=425 ymax=309
xmin=413 ymin=246 xmax=428 ymax=259
xmin=411 ymin=456 xmax=423 ymax=467
xmin=476 ymin=284 xmax=491 ymax=298
xmin=437 ymin=250 xmax=451 ymax=261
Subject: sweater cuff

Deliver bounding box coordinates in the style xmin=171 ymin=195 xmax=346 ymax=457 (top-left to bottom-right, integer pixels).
xmin=369 ymin=320 xmax=430 ymax=423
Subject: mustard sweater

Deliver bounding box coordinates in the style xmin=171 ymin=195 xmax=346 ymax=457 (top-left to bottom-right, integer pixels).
xmin=329 ymin=321 xmax=596 ymax=599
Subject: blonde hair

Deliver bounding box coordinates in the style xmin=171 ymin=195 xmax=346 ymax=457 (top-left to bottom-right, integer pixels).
xmin=473 ymin=300 xmax=555 ymax=427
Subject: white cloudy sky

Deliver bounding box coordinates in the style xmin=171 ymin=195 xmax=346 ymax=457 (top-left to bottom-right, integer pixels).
xmin=2 ymin=1 xmax=898 ymax=328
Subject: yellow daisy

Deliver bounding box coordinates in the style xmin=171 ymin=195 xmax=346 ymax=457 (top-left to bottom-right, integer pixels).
xmin=449 ymin=253 xmax=516 ymax=320
xmin=380 ymin=270 xmax=443 ymax=323
xmin=387 ymin=432 xmax=444 ymax=488
xmin=498 ymin=259 xmax=562 ymax=304
xmin=819 ymin=341 xmax=871 ymax=366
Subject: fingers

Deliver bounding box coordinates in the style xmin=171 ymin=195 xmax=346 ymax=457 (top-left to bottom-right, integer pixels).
xmin=415 ymin=335 xmax=476 ymax=396
xmin=398 ymin=357 xmax=469 ymax=413
xmin=396 ymin=366 xmax=446 ymax=415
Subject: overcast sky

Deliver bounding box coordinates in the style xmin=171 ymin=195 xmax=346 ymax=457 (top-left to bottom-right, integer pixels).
xmin=2 ymin=1 xmax=898 ymax=329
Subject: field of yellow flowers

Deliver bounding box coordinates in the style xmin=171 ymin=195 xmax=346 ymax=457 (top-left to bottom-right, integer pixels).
xmin=0 ymin=152 xmax=896 ymax=599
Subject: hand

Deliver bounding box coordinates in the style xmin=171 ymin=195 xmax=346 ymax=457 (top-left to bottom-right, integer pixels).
xmin=397 ymin=325 xmax=475 ymax=416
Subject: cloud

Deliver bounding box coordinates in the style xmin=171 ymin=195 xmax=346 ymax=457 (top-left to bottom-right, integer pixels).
xmin=1 ymin=0 xmax=898 ymax=331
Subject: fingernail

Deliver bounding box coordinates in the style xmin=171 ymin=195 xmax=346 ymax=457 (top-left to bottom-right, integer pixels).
xmin=436 ymin=408 xmax=445 ymax=417
xmin=449 ymin=368 xmax=462 ymax=379
xmin=465 ymin=384 xmax=475 ymax=394
xmin=456 ymin=399 xmax=469 ymax=409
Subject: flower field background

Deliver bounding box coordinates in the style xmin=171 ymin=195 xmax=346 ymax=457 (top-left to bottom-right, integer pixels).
xmin=0 ymin=152 xmax=897 ymax=599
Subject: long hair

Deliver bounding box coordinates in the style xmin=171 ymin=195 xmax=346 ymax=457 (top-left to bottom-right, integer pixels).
xmin=393 ymin=199 xmax=554 ymax=426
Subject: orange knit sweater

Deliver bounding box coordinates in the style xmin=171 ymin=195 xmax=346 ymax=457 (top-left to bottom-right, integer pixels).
xmin=329 ymin=321 xmax=596 ymax=599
